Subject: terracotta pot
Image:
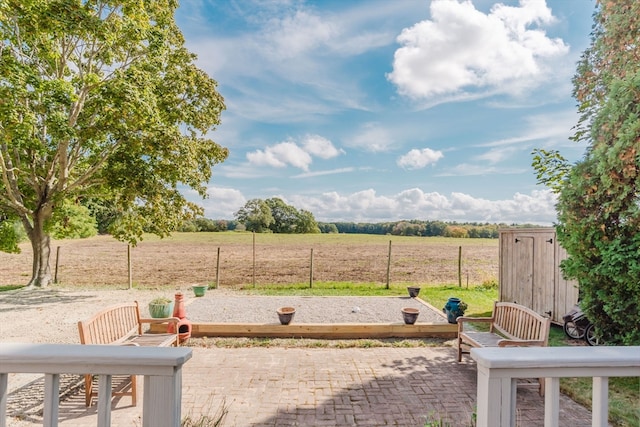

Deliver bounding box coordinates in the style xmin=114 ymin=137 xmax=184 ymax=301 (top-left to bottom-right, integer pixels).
xmin=401 ymin=307 xmax=420 ymax=325
xmin=276 ymin=307 xmax=296 ymax=325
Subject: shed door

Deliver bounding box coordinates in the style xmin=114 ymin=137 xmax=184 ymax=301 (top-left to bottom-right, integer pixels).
xmin=512 ymin=236 xmax=534 ymax=308
xmin=533 ymin=232 xmax=556 ymax=317
xmin=511 ymin=232 xmax=555 ymax=317
xmin=500 ymin=228 xmax=574 ymax=322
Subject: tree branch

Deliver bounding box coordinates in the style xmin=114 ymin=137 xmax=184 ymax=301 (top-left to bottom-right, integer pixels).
xmin=0 ymin=141 xmax=30 ymax=216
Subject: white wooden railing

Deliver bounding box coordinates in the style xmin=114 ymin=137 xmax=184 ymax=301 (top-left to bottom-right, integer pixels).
xmin=0 ymin=343 xmax=192 ymax=427
xmin=471 ymin=346 xmax=640 ymax=427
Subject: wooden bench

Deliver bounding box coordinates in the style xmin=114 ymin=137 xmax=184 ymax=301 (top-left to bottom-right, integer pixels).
xmin=77 ymin=301 xmax=180 ymax=406
xmin=457 ymin=301 xmax=551 ymax=394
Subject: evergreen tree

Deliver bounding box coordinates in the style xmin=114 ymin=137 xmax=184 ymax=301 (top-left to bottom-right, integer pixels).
xmin=546 ymin=1 xmax=640 ymax=344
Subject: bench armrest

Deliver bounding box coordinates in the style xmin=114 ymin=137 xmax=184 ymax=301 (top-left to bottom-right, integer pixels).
xmin=139 ymin=317 xmax=181 ymax=325
xmin=457 ymin=316 xmax=494 ymax=333
xmin=498 ymin=339 xmax=546 ymax=347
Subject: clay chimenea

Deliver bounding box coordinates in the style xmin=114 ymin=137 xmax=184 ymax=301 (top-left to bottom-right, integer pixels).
xmin=168 ymin=292 xmax=192 ymax=343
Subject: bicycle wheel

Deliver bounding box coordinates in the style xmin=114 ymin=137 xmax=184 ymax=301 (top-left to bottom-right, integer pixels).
xmin=585 ymin=323 xmax=602 ymax=346
xmin=563 ymin=320 xmax=585 ymax=339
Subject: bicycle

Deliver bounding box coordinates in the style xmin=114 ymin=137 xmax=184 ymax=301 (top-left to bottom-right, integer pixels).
xmin=562 ymin=304 xmax=601 ymax=346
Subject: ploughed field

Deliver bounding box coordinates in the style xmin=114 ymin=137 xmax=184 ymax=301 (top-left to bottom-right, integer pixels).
xmin=0 ymin=233 xmax=498 ymax=288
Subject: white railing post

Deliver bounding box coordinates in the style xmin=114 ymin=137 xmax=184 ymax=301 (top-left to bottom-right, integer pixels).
xmin=471 ymin=346 xmax=640 ymax=427
xmin=0 ymin=373 xmax=7 ymax=427
xmin=475 ymin=366 xmax=517 ymax=427
xmin=543 ymin=377 xmax=560 ymax=427
xmin=97 ymin=375 xmax=113 ymax=427
xmin=43 ymin=374 xmax=60 ymax=427
xmin=0 ymin=343 xmax=192 ymax=427
xmin=592 ymin=376 xmax=609 ymax=427
xmin=143 ymin=371 xmax=183 ymax=427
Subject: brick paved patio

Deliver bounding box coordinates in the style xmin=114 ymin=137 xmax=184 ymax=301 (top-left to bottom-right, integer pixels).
xmin=6 ymin=346 xmax=601 ymax=427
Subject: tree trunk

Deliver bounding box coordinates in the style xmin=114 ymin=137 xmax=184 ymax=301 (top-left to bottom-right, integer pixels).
xmin=25 ymin=211 xmax=52 ymax=288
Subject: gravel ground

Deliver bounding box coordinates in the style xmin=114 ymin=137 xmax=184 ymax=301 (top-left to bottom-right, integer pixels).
xmin=185 ymin=294 xmax=448 ymax=324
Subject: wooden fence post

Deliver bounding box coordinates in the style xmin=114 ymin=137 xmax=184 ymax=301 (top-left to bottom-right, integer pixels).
xmin=54 ymin=246 xmax=61 ymax=284
xmin=386 ymin=240 xmax=392 ymax=289
xmin=214 ymin=247 xmax=220 ymax=289
xmin=309 ymin=248 xmax=314 ymax=288
xmin=458 ymin=246 xmax=462 ymax=288
xmin=252 ymin=232 xmax=256 ymax=288
xmin=128 ymin=244 xmax=132 ymax=289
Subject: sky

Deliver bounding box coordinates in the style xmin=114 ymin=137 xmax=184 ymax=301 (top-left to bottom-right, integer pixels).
xmin=174 ymin=0 xmax=596 ymax=225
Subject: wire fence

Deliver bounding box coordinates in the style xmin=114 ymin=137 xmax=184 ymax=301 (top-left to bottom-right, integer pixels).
xmin=0 ymin=234 xmax=499 ymax=289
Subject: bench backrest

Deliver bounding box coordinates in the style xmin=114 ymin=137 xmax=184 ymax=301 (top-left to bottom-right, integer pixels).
xmin=78 ymin=302 xmax=142 ymax=345
xmin=492 ymin=302 xmax=550 ymax=344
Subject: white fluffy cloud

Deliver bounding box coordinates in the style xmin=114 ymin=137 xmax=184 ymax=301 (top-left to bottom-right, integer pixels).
xmin=387 ymin=0 xmax=569 ymax=99
xmin=448 ymin=190 xmax=557 ymax=222
xmin=283 ymin=188 xmax=557 ymax=224
xmin=197 ymin=184 xmax=558 ymax=224
xmin=264 ymin=10 xmax=337 ymax=60
xmin=247 ymin=141 xmax=313 ymax=170
xmin=302 ymin=135 xmax=345 ymax=159
xmin=201 ymin=187 xmax=247 ymax=218
xmin=246 ymin=135 xmax=343 ymax=171
xmin=397 ymin=148 xmax=444 ymax=169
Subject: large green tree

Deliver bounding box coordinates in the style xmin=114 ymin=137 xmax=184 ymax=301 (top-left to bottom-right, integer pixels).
xmin=235 ymin=199 xmax=273 ymax=233
xmin=294 ymin=209 xmax=320 ymax=234
xmin=265 ymin=197 xmax=298 ymax=233
xmin=0 ymin=0 xmax=228 ymax=287
xmin=534 ymin=0 xmax=640 ymax=344
xmin=235 ymin=197 xmax=320 ymax=234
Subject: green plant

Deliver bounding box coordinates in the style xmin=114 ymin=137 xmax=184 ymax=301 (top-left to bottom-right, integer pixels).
xmin=457 ymin=301 xmax=468 ymax=314
xmin=181 ymin=413 xmax=226 ymax=427
xmin=150 ymin=297 xmax=172 ymax=305
xmin=148 ymin=297 xmax=174 ymax=318
xmin=0 ymin=218 xmax=25 ymax=253
xmin=0 ymin=285 xmax=26 ymax=292
xmin=476 ymin=279 xmax=498 ymax=290
xmin=424 ymin=420 xmax=451 ymax=427
xmin=45 ymin=201 xmax=97 ymax=239
xmin=424 ymin=411 xmax=452 ymax=427
xmin=423 ymin=409 xmax=477 ymax=427
xmin=535 ymin=1 xmax=640 ymax=346
xmin=181 ymin=397 xmax=228 ymax=427
xmin=443 ymin=298 xmax=468 ymax=318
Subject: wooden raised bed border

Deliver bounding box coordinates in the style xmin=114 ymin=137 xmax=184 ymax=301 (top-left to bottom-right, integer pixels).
xmin=152 ymin=322 xmax=456 ymax=339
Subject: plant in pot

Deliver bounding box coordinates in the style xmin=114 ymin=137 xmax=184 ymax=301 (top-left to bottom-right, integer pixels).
xmin=148 ymin=296 xmax=174 ymax=318
xmin=192 ymin=284 xmax=208 ymax=297
xmin=443 ymin=298 xmax=468 ymax=324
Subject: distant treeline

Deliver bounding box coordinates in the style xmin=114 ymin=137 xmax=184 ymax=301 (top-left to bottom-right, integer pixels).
xmin=178 ymin=218 xmax=542 ymax=239
xmin=319 ymin=220 xmax=502 ymax=238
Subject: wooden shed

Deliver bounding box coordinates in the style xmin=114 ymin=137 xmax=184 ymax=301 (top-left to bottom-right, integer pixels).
xmin=499 ymin=227 xmax=579 ymax=324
